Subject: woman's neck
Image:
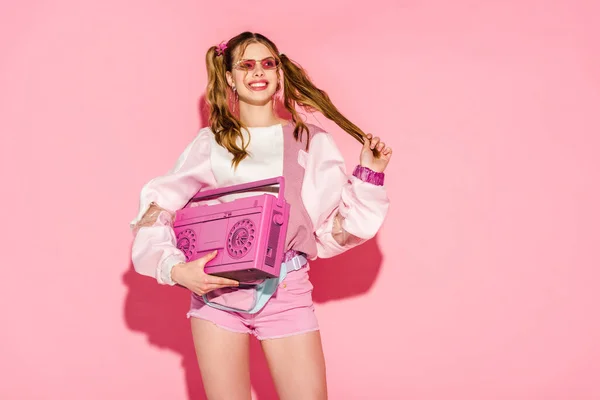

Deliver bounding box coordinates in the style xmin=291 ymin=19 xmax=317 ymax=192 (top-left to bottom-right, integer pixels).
xmin=238 ymin=100 xmax=285 ymax=128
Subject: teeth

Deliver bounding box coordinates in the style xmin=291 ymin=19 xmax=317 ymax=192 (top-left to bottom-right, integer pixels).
xmin=250 ymin=82 xmax=267 ymax=87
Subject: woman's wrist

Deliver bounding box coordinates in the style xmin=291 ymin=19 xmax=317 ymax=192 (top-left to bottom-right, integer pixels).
xmin=170 ymin=262 xmax=186 ymax=285
xmin=353 ymin=165 xmax=385 ymax=186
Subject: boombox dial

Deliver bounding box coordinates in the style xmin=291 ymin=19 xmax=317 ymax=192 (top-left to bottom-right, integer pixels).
xmin=227 ymin=219 xmax=256 ymax=258
xmin=176 ymin=229 xmax=196 ymax=261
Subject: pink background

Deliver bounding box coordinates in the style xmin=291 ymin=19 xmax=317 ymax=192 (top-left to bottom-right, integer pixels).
xmin=1 ymin=0 xmax=599 ymax=399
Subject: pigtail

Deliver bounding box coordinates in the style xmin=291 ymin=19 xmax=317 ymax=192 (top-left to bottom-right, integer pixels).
xmin=279 ymin=53 xmax=367 ymax=146
xmin=205 ymin=45 xmax=249 ymax=168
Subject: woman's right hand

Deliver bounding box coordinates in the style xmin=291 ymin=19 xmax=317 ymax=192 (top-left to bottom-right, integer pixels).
xmin=170 ymin=250 xmax=239 ymax=296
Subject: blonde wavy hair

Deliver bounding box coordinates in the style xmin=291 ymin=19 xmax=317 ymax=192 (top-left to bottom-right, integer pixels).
xmin=206 ymin=31 xmax=368 ymax=168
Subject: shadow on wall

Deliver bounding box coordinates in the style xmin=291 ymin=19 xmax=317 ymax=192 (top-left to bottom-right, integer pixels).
xmin=122 ymin=94 xmax=384 ymax=400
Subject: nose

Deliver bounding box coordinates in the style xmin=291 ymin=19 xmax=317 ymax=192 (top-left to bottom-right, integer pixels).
xmin=252 ymin=63 xmax=265 ymax=77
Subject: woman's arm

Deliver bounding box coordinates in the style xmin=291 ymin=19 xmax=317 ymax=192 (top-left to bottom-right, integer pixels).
xmin=301 ymin=131 xmax=390 ymax=259
xmin=130 ymin=128 xmax=216 ymax=284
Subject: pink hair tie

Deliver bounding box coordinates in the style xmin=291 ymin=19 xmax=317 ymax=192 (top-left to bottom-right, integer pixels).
xmin=215 ymin=41 xmax=227 ymax=56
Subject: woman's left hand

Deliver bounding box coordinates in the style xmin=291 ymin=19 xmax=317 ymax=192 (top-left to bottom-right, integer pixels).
xmin=359 ymin=133 xmax=393 ymax=173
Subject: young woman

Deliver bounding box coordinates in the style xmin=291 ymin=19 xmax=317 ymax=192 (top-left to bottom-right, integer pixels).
xmin=130 ymin=31 xmax=392 ymax=400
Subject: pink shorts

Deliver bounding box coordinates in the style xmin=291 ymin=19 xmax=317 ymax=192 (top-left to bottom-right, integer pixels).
xmin=186 ymin=265 xmax=319 ymax=340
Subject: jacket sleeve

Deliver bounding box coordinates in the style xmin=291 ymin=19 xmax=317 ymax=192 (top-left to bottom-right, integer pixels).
xmin=129 ymin=129 xmax=215 ymax=285
xmin=301 ymin=132 xmax=390 ymax=259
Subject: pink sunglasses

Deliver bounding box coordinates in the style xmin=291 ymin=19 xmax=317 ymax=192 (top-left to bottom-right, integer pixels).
xmin=233 ymin=57 xmax=280 ymax=71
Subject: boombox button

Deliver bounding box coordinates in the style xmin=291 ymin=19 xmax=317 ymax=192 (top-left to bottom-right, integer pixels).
xmin=273 ymin=214 xmax=285 ymax=225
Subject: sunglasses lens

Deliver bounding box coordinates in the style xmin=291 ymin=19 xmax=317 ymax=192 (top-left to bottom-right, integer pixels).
xmin=238 ymin=60 xmax=256 ymax=70
xmin=261 ymin=58 xmax=278 ymax=69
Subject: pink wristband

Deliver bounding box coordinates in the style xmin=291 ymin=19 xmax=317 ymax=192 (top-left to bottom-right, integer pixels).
xmin=352 ymin=165 xmax=385 ymax=186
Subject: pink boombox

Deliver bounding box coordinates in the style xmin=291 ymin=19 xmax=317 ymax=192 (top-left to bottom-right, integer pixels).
xmin=173 ymin=177 xmax=290 ymax=283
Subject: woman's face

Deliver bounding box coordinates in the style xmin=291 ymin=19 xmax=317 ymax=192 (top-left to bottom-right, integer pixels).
xmin=227 ymin=42 xmax=280 ymax=107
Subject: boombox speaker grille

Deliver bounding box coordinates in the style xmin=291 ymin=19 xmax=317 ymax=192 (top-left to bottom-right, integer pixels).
xmin=227 ymin=219 xmax=256 ymax=258
xmin=176 ymin=229 xmax=196 ymax=261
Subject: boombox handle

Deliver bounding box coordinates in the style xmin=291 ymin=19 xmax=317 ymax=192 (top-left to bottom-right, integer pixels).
xmin=183 ymin=176 xmax=285 ymax=208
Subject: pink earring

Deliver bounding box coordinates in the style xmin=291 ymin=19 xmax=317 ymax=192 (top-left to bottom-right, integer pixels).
xmin=231 ymin=86 xmax=238 ymax=114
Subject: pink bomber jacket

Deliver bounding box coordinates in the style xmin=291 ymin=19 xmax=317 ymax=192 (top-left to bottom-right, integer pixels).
xmin=130 ymin=122 xmax=390 ymax=285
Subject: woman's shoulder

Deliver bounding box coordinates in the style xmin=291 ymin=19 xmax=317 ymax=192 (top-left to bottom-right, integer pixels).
xmin=185 ymin=126 xmax=215 ymax=151
xmin=300 ymin=123 xmax=336 ymax=147
xmin=196 ymin=126 xmax=215 ymax=140
xmin=286 ymin=122 xmax=331 ymax=147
